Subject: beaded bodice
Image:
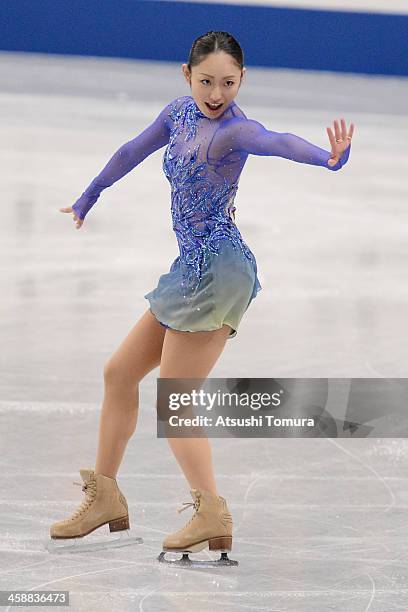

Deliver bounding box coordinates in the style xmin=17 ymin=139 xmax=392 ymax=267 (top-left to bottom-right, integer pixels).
xmin=161 ymin=96 xmax=254 ymax=290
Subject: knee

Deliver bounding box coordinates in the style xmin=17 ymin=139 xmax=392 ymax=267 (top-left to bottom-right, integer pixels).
xmin=103 ymin=359 xmax=138 ymax=389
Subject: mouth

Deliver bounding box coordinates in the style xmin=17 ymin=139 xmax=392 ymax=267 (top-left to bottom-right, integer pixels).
xmin=205 ymin=102 xmax=223 ymax=113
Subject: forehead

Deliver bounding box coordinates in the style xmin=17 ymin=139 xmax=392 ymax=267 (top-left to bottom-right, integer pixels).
xmin=193 ymin=52 xmax=240 ymax=76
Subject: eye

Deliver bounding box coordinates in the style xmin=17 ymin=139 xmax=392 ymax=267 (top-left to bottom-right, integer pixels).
xmin=200 ymin=79 xmax=235 ymax=86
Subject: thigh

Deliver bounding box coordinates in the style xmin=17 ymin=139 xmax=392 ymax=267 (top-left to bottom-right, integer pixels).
xmin=104 ymin=309 xmax=166 ymax=386
xmin=159 ymin=324 xmax=231 ymax=379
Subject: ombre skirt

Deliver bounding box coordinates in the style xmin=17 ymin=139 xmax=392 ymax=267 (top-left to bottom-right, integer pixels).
xmin=144 ymin=239 xmax=262 ymax=339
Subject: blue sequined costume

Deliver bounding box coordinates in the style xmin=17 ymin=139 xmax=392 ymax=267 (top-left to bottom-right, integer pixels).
xmin=72 ymin=95 xmax=351 ymax=339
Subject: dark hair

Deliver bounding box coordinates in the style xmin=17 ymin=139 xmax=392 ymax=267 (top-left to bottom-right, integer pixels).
xmin=187 ymin=31 xmax=244 ymax=73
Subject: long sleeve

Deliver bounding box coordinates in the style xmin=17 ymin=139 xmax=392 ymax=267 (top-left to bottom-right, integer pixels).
xmin=72 ymin=101 xmax=173 ymax=220
xmin=232 ymin=118 xmax=351 ymax=171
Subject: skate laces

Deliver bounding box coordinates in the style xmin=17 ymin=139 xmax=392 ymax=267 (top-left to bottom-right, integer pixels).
xmin=70 ymin=478 xmax=97 ymax=520
xmin=177 ymin=492 xmax=201 ymax=515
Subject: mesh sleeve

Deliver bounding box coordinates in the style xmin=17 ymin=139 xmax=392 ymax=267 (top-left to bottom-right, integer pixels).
xmin=232 ymin=118 xmax=351 ymax=172
xmin=72 ymin=101 xmax=173 ymax=220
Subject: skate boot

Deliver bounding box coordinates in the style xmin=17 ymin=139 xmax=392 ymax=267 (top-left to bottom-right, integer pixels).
xmin=46 ymin=468 xmax=143 ymax=553
xmin=158 ymin=488 xmax=238 ymax=567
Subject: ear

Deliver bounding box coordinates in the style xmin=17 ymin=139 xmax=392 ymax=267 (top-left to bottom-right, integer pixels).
xmin=182 ymin=64 xmax=191 ymax=84
xmin=241 ymin=67 xmax=246 ymax=81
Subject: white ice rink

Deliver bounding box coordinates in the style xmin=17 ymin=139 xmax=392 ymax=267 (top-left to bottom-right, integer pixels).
xmin=1 ymin=51 xmax=408 ymax=610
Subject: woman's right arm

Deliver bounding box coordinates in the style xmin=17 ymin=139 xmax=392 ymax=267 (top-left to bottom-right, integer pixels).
xmin=65 ymin=100 xmax=174 ymax=223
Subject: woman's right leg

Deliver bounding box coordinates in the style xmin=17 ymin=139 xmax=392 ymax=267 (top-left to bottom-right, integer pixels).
xmin=95 ymin=309 xmax=166 ymax=478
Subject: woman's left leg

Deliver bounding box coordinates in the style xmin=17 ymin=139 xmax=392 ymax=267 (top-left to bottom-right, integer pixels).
xmin=158 ymin=324 xmax=231 ymax=495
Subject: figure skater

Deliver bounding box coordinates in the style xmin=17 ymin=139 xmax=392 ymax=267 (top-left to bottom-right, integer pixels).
xmin=50 ymin=31 xmax=354 ymax=565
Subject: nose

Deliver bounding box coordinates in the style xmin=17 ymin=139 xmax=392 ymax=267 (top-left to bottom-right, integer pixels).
xmin=209 ymin=87 xmax=223 ymax=103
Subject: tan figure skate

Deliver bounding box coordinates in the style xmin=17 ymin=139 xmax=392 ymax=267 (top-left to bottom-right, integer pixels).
xmin=158 ymin=488 xmax=238 ymax=567
xmin=46 ymin=468 xmax=143 ymax=553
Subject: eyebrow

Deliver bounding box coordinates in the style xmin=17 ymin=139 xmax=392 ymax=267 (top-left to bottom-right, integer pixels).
xmin=198 ymin=73 xmax=237 ymax=78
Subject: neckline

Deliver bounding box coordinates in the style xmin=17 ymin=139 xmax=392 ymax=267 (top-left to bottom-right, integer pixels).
xmin=189 ymin=96 xmax=234 ymax=120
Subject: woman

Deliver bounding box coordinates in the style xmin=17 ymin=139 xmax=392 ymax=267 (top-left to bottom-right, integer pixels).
xmin=50 ymin=30 xmax=354 ymax=565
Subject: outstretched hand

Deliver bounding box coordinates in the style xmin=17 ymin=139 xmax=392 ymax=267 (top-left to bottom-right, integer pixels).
xmin=59 ymin=206 xmax=84 ymax=229
xmin=326 ymin=118 xmax=355 ymax=167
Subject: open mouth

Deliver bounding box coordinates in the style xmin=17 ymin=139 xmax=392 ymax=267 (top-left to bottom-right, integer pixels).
xmin=205 ymin=102 xmax=223 ymax=112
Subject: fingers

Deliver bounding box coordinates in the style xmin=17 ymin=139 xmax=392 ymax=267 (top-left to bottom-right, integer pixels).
xmin=340 ymin=118 xmax=348 ymax=141
xmin=340 ymin=118 xmax=355 ymax=143
xmin=330 ymin=118 xmax=355 ymax=142
xmin=334 ymin=119 xmax=342 ymax=143
xmin=72 ymin=212 xmax=83 ymax=228
xmin=59 ymin=206 xmax=84 ymax=229
xmin=330 ymin=118 xmax=345 ymax=145
xmin=326 ymin=126 xmax=336 ymax=151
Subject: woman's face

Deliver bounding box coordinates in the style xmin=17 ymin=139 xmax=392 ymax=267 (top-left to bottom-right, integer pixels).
xmin=182 ymin=51 xmax=245 ymax=118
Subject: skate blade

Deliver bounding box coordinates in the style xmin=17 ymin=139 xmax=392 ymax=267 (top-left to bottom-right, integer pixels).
xmin=46 ymin=529 xmax=143 ymax=554
xmin=158 ymin=551 xmax=238 ymax=568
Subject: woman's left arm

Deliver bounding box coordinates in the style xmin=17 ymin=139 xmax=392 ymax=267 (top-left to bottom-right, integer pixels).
xmin=231 ymin=117 xmax=355 ymax=171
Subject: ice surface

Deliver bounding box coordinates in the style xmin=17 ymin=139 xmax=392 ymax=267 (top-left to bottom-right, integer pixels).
xmin=1 ymin=51 xmax=407 ymax=610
